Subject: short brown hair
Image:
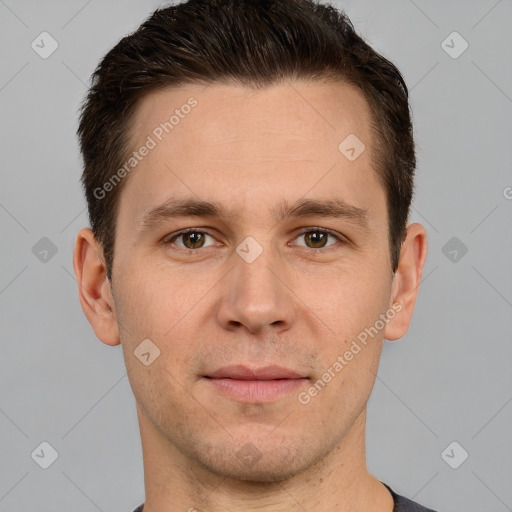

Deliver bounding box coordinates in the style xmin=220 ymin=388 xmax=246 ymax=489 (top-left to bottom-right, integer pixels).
xmin=77 ymin=0 xmax=415 ymax=281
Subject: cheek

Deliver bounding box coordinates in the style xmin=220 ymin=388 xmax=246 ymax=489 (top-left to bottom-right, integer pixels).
xmin=296 ymin=333 xmax=383 ymax=442
xmin=302 ymin=262 xmax=391 ymax=338
xmin=114 ymin=261 xmax=211 ymax=339
xmin=113 ymin=265 xmax=213 ymax=389
xmin=299 ymin=262 xmax=389 ymax=408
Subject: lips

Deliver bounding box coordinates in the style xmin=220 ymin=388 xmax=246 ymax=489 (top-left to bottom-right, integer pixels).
xmin=205 ymin=364 xmax=305 ymax=380
xmin=203 ymin=365 xmax=308 ymax=403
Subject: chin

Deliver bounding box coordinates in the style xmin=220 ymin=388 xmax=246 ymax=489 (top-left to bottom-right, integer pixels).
xmin=201 ymin=454 xmax=307 ymax=483
xmin=191 ymin=434 xmax=321 ymax=483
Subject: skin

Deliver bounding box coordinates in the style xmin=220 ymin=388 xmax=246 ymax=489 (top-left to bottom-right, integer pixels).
xmin=74 ymin=80 xmax=427 ymax=512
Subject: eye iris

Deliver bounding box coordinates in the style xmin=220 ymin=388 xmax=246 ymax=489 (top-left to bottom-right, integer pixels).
xmin=178 ymin=231 xmax=330 ymax=249
xmin=305 ymin=231 xmax=327 ymax=248
xmin=183 ymin=232 xmax=205 ymax=249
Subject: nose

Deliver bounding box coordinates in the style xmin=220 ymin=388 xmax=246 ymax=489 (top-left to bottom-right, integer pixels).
xmin=216 ymin=243 xmax=296 ymax=335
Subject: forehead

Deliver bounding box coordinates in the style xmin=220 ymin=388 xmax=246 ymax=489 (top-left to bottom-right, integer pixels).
xmin=119 ymin=80 xmax=383 ymax=225
xmin=130 ymin=80 xmax=372 ymax=152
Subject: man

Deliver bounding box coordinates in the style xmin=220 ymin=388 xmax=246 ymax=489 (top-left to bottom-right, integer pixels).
xmin=73 ymin=0 xmax=435 ymax=510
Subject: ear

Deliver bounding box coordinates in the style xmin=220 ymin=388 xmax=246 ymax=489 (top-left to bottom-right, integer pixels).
xmin=384 ymin=223 xmax=428 ymax=341
xmin=73 ymin=227 xmax=120 ymax=346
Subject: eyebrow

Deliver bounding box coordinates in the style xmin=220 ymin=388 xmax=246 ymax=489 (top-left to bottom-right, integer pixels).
xmin=140 ymin=196 xmax=369 ymax=230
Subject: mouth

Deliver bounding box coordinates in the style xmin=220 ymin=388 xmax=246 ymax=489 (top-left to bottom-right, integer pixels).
xmin=202 ymin=365 xmax=309 ymax=403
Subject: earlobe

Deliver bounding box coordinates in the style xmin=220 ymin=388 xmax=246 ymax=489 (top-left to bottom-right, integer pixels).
xmin=384 ymin=223 xmax=428 ymax=341
xmin=73 ymin=227 xmax=120 ymax=346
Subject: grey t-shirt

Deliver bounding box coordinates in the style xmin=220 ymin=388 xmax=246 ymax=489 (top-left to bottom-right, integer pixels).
xmin=131 ymin=482 xmax=439 ymax=511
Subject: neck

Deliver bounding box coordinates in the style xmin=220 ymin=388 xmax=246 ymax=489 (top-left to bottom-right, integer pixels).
xmin=136 ymin=404 xmax=394 ymax=512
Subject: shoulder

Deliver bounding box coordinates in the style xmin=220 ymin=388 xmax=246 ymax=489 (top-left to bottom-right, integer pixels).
xmin=382 ymin=482 xmax=439 ymax=512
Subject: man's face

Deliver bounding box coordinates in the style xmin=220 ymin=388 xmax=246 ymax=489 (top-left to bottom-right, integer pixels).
xmin=111 ymin=81 xmax=397 ymax=481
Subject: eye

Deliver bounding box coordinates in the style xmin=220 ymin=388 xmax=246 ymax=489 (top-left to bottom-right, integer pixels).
xmin=292 ymin=228 xmax=342 ymax=250
xmin=163 ymin=227 xmax=344 ymax=253
xmin=164 ymin=229 xmax=217 ymax=250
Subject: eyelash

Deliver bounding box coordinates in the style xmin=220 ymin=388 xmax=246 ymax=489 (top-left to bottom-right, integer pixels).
xmin=162 ymin=227 xmax=345 ymax=253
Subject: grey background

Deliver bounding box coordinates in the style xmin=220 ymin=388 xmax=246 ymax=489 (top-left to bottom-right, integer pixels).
xmin=1 ymin=0 xmax=511 ymax=511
